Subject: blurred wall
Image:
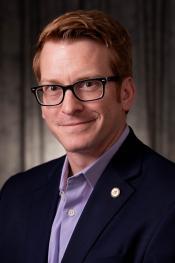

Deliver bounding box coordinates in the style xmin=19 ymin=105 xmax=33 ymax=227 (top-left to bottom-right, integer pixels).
xmin=0 ymin=0 xmax=175 ymax=187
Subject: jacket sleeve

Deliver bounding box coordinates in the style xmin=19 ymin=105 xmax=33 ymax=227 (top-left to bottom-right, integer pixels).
xmin=143 ymin=202 xmax=175 ymax=263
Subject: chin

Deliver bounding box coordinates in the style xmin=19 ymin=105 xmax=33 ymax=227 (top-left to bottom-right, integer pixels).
xmin=64 ymin=144 xmax=89 ymax=153
xmin=62 ymin=139 xmax=94 ymax=154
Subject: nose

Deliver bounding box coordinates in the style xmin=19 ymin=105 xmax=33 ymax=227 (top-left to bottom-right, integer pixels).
xmin=61 ymin=90 xmax=84 ymax=114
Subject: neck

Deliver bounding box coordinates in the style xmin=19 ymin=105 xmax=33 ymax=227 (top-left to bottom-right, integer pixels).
xmin=67 ymin=124 xmax=127 ymax=176
xmin=67 ymin=152 xmax=98 ymax=176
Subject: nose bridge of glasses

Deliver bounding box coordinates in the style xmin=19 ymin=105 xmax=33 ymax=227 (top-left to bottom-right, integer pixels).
xmin=61 ymin=84 xmax=84 ymax=111
xmin=62 ymin=83 xmax=75 ymax=93
xmin=62 ymin=83 xmax=80 ymax=102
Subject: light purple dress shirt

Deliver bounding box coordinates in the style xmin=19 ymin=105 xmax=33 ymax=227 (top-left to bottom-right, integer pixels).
xmin=48 ymin=126 xmax=129 ymax=263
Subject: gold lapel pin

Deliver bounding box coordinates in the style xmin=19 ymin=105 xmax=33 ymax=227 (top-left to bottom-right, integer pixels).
xmin=111 ymin=187 xmax=120 ymax=198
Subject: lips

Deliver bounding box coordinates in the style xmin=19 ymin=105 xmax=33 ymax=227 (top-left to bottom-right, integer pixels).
xmin=58 ymin=119 xmax=96 ymax=126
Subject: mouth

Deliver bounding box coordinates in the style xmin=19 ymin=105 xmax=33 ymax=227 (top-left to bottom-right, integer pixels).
xmin=58 ymin=118 xmax=97 ymax=127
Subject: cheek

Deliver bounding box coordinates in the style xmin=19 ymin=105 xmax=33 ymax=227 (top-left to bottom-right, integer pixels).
xmin=103 ymin=96 xmax=124 ymax=124
xmin=42 ymin=108 xmax=52 ymax=122
xmin=41 ymin=106 xmax=58 ymax=121
xmin=41 ymin=108 xmax=45 ymax=119
xmin=114 ymin=87 xmax=121 ymax=103
xmin=98 ymin=102 xmax=117 ymax=126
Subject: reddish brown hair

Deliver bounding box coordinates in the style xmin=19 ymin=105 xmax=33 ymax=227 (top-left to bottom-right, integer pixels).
xmin=33 ymin=10 xmax=132 ymax=81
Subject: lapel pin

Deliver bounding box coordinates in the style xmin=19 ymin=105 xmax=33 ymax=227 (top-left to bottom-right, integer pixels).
xmin=111 ymin=187 xmax=120 ymax=198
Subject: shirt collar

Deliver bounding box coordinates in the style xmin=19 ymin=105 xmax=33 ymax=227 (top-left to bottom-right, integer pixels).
xmin=59 ymin=126 xmax=129 ymax=192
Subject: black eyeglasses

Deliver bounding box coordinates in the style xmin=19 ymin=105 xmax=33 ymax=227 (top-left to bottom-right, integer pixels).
xmin=31 ymin=76 xmax=120 ymax=106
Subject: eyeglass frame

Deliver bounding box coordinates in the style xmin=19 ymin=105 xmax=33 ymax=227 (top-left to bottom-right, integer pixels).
xmin=31 ymin=76 xmax=121 ymax=106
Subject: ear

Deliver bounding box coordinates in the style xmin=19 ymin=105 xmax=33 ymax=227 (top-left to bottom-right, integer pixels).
xmin=120 ymin=77 xmax=135 ymax=112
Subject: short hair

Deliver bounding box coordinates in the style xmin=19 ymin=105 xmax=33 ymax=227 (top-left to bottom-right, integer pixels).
xmin=33 ymin=10 xmax=133 ymax=81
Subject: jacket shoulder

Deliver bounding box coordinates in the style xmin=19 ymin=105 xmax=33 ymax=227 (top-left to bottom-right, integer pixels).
xmin=0 ymin=155 xmax=65 ymax=196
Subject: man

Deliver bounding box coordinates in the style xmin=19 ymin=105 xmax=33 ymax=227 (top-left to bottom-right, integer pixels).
xmin=0 ymin=9 xmax=175 ymax=263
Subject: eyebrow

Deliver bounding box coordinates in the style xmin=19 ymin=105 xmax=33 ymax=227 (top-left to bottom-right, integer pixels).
xmin=39 ymin=79 xmax=60 ymax=85
xmin=40 ymin=74 xmax=108 ymax=85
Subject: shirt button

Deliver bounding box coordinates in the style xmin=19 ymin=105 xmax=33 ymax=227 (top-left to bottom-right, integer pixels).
xmin=68 ymin=208 xmax=76 ymax=217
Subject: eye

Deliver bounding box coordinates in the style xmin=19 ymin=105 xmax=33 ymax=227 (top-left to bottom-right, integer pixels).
xmin=49 ymin=86 xmax=58 ymax=91
xmin=42 ymin=85 xmax=61 ymax=95
xmin=77 ymin=80 xmax=102 ymax=90
xmin=86 ymin=80 xmax=102 ymax=87
xmin=85 ymin=80 xmax=96 ymax=87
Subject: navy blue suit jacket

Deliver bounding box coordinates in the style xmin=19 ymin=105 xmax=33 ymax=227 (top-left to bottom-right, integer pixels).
xmin=1 ymin=129 xmax=175 ymax=263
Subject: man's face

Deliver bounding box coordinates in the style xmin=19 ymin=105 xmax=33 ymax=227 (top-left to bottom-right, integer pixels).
xmin=40 ymin=39 xmax=134 ymax=158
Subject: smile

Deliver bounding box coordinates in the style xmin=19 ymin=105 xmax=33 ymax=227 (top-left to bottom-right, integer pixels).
xmin=60 ymin=119 xmax=96 ymax=127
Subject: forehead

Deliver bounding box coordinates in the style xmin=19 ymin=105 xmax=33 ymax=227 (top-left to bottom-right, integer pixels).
xmin=39 ymin=39 xmax=113 ymax=82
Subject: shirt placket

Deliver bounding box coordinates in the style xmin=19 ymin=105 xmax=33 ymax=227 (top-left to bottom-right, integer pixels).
xmin=59 ymin=175 xmax=91 ymax=262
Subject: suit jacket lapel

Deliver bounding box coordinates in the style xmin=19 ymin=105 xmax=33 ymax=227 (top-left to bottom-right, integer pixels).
xmin=62 ymin=130 xmax=143 ymax=263
xmin=23 ymin=158 xmax=64 ymax=263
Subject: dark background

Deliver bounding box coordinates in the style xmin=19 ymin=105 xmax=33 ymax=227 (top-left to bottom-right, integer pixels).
xmin=1 ymin=0 xmax=175 ymax=187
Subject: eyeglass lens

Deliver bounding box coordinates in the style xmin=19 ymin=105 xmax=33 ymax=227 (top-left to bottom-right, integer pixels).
xmin=36 ymin=79 xmax=104 ymax=105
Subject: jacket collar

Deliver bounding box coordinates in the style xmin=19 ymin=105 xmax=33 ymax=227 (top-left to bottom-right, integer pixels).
xmin=62 ymin=129 xmax=144 ymax=263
